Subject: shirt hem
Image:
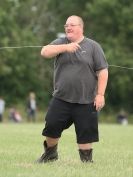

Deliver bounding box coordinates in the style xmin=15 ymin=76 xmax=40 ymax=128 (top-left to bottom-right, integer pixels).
xmin=53 ymin=95 xmax=94 ymax=104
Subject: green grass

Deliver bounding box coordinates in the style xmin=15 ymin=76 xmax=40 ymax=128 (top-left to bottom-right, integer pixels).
xmin=0 ymin=123 xmax=133 ymax=177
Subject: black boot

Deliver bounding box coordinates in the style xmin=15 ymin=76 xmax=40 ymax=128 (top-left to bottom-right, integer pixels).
xmin=79 ymin=149 xmax=93 ymax=163
xmin=36 ymin=141 xmax=58 ymax=163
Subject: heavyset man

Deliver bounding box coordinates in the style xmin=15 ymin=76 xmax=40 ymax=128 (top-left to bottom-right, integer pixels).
xmin=37 ymin=15 xmax=108 ymax=163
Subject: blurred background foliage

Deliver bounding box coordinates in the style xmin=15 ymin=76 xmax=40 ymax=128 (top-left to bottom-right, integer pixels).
xmin=0 ymin=0 xmax=133 ymax=119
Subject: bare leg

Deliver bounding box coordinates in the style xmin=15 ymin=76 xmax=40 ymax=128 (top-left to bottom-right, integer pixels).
xmin=78 ymin=143 xmax=92 ymax=150
xmin=46 ymin=137 xmax=59 ymax=147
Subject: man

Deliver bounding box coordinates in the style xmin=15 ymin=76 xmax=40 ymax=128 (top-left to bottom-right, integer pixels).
xmin=27 ymin=92 xmax=37 ymax=122
xmin=0 ymin=97 xmax=5 ymax=122
xmin=37 ymin=15 xmax=108 ymax=163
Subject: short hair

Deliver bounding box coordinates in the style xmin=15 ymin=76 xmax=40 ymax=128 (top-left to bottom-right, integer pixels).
xmin=68 ymin=15 xmax=84 ymax=28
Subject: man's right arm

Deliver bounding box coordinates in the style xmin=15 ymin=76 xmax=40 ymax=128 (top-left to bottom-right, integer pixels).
xmin=41 ymin=43 xmax=81 ymax=58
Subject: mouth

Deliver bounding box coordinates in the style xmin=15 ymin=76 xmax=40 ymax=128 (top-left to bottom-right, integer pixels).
xmin=66 ymin=29 xmax=73 ymax=33
xmin=66 ymin=30 xmax=73 ymax=35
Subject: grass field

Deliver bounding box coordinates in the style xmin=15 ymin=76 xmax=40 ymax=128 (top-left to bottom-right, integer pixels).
xmin=0 ymin=123 xmax=132 ymax=177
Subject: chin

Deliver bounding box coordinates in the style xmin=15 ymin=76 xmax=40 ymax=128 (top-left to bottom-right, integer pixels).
xmin=67 ymin=35 xmax=73 ymax=41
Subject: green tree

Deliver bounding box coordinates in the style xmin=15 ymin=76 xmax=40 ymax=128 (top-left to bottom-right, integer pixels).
xmin=0 ymin=0 xmax=53 ymax=106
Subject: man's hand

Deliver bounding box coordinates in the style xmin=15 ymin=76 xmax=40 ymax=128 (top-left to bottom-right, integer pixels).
xmin=66 ymin=42 xmax=81 ymax=53
xmin=94 ymin=94 xmax=105 ymax=111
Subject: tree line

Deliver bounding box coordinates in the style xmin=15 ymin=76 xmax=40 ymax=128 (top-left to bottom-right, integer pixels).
xmin=0 ymin=0 xmax=133 ymax=113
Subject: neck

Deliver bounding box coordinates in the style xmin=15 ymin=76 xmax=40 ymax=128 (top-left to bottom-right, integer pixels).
xmin=69 ymin=35 xmax=84 ymax=43
xmin=75 ymin=36 xmax=84 ymax=43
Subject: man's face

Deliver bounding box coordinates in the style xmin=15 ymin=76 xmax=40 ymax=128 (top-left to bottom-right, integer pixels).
xmin=64 ymin=16 xmax=83 ymax=42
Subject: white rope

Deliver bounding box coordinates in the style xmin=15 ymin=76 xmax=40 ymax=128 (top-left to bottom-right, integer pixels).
xmin=0 ymin=45 xmax=42 ymax=50
xmin=0 ymin=45 xmax=133 ymax=70
xmin=109 ymin=65 xmax=133 ymax=70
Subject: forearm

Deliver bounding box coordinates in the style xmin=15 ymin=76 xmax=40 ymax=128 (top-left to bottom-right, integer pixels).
xmin=41 ymin=42 xmax=81 ymax=58
xmin=97 ymin=69 xmax=108 ymax=96
xmin=41 ymin=44 xmax=67 ymax=58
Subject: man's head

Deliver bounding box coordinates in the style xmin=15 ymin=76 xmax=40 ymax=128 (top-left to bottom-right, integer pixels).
xmin=64 ymin=15 xmax=84 ymax=42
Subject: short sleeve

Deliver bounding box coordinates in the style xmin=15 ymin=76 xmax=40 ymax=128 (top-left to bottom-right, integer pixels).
xmin=93 ymin=42 xmax=108 ymax=71
xmin=50 ymin=37 xmax=67 ymax=45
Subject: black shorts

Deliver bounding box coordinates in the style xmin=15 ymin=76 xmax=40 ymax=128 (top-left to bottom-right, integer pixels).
xmin=42 ymin=97 xmax=99 ymax=144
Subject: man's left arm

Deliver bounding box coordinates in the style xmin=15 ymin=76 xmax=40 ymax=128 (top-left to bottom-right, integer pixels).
xmin=94 ymin=68 xmax=108 ymax=111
